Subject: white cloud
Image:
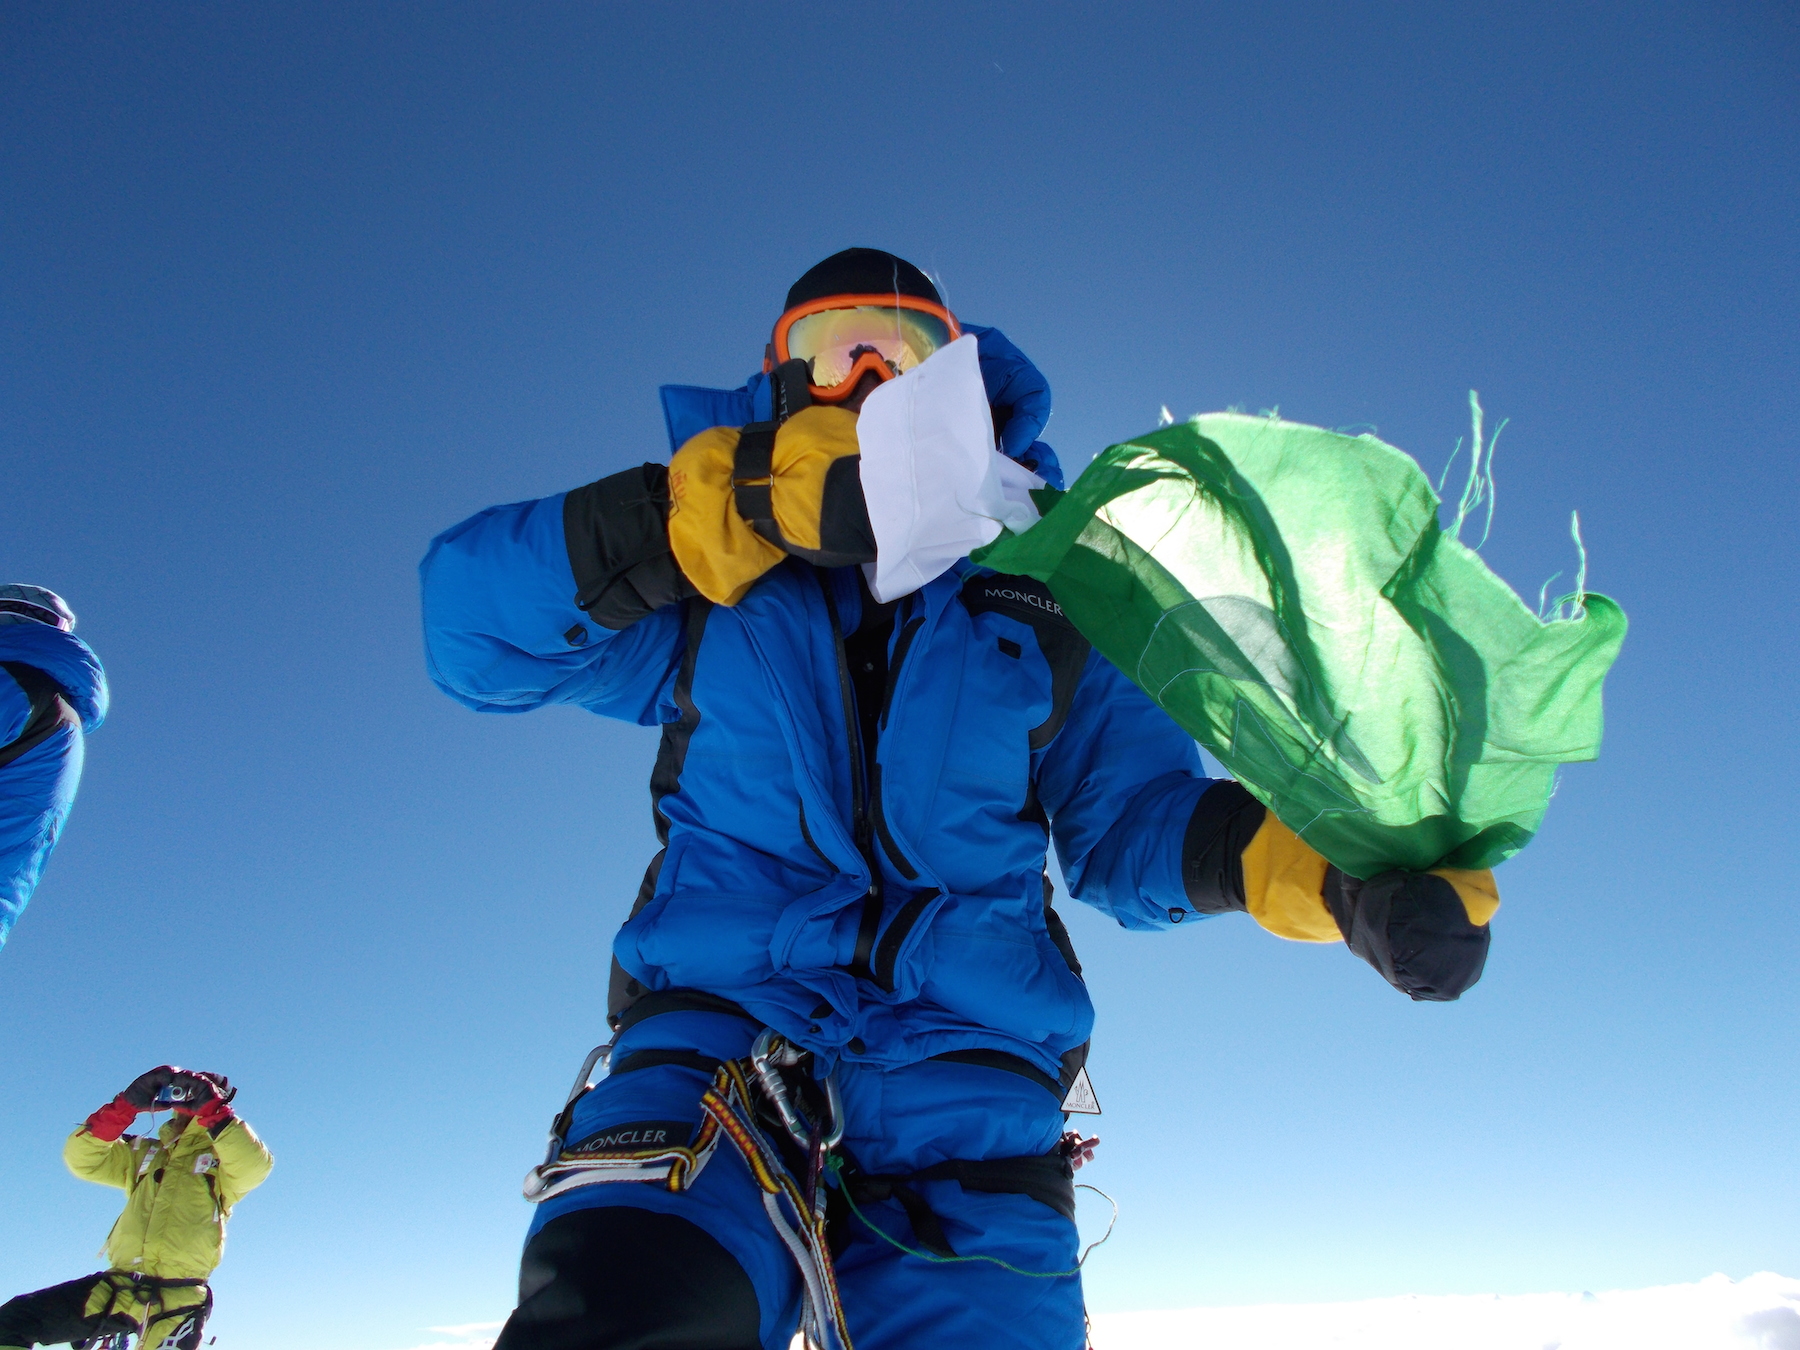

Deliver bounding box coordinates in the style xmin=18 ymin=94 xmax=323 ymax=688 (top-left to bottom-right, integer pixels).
xmin=392 ymin=1323 xmax=502 ymax=1350
xmin=1086 ymin=1272 xmax=1800 ymax=1350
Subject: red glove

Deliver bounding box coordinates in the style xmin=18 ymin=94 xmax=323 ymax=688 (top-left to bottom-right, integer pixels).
xmin=189 ymin=1096 xmax=235 ymax=1132
xmin=86 ymin=1095 xmax=139 ymax=1142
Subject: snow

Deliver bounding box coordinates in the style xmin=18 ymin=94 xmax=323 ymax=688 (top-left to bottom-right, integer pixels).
xmin=1085 ymin=1274 xmax=1800 ymax=1350
xmin=396 ymin=1274 xmax=1800 ymax=1350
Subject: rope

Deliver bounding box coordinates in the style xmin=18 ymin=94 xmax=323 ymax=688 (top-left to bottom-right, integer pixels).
xmin=826 ymin=1156 xmax=1118 ymax=1279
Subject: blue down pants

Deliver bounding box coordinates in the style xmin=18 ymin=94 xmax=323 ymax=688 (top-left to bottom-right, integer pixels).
xmin=507 ymin=1010 xmax=1085 ymax=1350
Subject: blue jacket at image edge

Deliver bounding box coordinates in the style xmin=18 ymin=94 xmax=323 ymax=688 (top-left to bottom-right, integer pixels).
xmin=0 ymin=621 xmax=108 ymax=949
xmin=419 ymin=326 xmax=1217 ymax=1079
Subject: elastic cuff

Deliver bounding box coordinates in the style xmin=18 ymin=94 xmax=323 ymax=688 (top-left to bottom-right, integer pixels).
xmin=564 ymin=464 xmax=698 ymax=629
xmin=1180 ymin=780 xmax=1264 ymax=914
xmin=86 ymin=1096 xmax=139 ymax=1142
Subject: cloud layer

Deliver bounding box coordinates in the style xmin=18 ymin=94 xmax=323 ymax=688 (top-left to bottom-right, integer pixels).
xmin=1086 ymin=1273 xmax=1800 ymax=1350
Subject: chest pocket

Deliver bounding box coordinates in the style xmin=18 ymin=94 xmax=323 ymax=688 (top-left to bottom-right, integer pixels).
xmin=958 ymin=574 xmax=1091 ymax=750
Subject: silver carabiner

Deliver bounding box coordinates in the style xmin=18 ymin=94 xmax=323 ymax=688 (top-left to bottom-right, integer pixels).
xmin=751 ymin=1030 xmax=813 ymax=1148
xmin=818 ymin=1071 xmax=846 ymax=1150
xmin=751 ymin=1031 xmax=846 ymax=1151
xmin=544 ymin=1040 xmax=613 ymax=1166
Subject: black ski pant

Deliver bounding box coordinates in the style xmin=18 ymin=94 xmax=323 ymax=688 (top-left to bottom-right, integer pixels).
xmin=0 ymin=1272 xmax=211 ymax=1350
xmin=0 ymin=1274 xmax=137 ymax=1350
xmin=495 ymin=1207 xmax=763 ymax=1350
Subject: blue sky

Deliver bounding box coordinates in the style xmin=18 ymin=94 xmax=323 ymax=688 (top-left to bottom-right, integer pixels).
xmin=2 ymin=4 xmax=1795 ymax=1347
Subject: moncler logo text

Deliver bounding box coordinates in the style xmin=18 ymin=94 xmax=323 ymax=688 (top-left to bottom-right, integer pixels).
xmin=980 ymin=585 xmax=1064 ymax=617
xmin=567 ymin=1121 xmax=690 ymax=1154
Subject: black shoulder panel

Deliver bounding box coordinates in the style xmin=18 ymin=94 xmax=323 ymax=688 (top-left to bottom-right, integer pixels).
xmin=606 ymin=850 xmax=665 ymax=1026
xmin=648 ymin=599 xmax=712 ymax=846
xmin=958 ymin=574 xmax=1092 ymax=750
xmin=0 ymin=661 xmax=76 ymax=769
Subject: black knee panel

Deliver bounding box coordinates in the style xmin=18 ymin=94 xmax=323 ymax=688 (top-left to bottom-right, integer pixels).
xmin=495 ymin=1207 xmax=763 ymax=1350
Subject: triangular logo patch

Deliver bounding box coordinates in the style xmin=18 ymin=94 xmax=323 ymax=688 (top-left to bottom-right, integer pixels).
xmin=1060 ymin=1065 xmax=1101 ymax=1114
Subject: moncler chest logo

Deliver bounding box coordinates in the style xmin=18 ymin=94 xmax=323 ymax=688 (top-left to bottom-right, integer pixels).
xmin=981 ymin=585 xmax=1062 ymax=617
xmin=565 ymin=1120 xmax=692 ymax=1155
xmin=961 ymin=574 xmax=1074 ymax=630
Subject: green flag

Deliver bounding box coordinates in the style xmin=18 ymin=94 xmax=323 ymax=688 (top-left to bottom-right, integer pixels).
xmin=974 ymin=410 xmax=1625 ymax=878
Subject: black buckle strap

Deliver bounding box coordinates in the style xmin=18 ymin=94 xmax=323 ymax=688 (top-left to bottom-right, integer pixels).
xmin=927 ymin=1048 xmax=1062 ymax=1099
xmin=843 ymin=1150 xmax=1076 ymax=1257
xmin=609 ymin=1049 xmax=724 ymax=1077
xmin=733 ymin=422 xmax=777 ymax=523
xmin=612 ymin=987 xmax=759 ymax=1034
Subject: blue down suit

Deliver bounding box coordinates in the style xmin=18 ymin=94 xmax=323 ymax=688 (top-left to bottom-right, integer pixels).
xmin=1 ymin=620 xmax=107 ymax=950
xmin=421 ymin=329 xmax=1220 ymax=1350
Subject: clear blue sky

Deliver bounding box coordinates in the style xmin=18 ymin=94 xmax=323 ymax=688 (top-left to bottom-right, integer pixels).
xmin=3 ymin=5 xmax=1795 ymax=1348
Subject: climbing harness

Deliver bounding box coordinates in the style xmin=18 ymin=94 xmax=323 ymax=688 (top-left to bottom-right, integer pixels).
xmin=524 ymin=1023 xmax=1115 ymax=1350
xmin=72 ymin=1272 xmax=211 ymax=1350
xmin=523 ymin=1033 xmax=853 ymax=1350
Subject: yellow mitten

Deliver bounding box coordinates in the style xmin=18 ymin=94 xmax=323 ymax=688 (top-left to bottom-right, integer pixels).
xmin=1239 ymin=812 xmax=1340 ymax=942
xmin=667 ymin=426 xmax=785 ymax=605
xmin=1182 ymin=780 xmax=1498 ymax=999
xmin=667 ymin=406 xmax=873 ymax=605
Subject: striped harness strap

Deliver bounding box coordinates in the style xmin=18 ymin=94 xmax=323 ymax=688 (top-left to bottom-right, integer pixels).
xmin=522 ymin=1041 xmax=854 ymax=1350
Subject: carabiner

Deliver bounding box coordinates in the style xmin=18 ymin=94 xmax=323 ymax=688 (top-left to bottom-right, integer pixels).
xmin=751 ymin=1030 xmax=845 ymax=1150
xmin=751 ymin=1030 xmax=813 ymax=1148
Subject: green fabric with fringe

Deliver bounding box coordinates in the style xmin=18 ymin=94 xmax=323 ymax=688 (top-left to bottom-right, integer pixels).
xmin=973 ymin=408 xmax=1626 ymax=878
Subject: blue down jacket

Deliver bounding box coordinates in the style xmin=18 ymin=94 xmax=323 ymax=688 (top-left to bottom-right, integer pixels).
xmin=421 ymin=329 xmax=1216 ymax=1080
xmin=1 ymin=620 xmax=108 ymax=949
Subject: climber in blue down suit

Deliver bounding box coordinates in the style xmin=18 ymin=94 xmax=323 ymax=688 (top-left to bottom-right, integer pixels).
xmin=1 ymin=585 xmax=107 ymax=954
xmin=420 ymin=249 xmax=1494 ymax=1350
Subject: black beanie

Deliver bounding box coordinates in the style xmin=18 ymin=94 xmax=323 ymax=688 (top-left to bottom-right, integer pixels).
xmin=785 ymin=248 xmax=941 ymax=310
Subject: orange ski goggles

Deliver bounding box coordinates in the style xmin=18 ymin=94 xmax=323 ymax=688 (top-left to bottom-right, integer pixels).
xmin=769 ymin=294 xmax=961 ymax=403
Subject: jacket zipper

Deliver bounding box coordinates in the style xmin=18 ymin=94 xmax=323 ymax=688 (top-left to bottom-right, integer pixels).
xmin=818 ymin=574 xmax=883 ymax=980
xmin=871 ymin=609 xmax=924 ymax=879
xmin=872 ymin=887 xmax=942 ymax=991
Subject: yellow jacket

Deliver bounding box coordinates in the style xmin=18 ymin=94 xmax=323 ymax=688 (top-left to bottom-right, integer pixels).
xmin=63 ymin=1113 xmax=273 ymax=1280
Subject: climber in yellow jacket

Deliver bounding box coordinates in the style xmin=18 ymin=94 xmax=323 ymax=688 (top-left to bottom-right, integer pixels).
xmin=0 ymin=1066 xmax=272 ymax=1350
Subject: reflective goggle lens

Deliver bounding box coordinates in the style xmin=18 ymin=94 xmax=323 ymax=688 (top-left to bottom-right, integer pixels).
xmin=0 ymin=600 xmax=67 ymax=629
xmin=783 ymin=305 xmax=955 ymax=390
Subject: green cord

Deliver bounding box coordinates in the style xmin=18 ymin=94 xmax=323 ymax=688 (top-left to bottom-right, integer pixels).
xmin=825 ymin=1156 xmax=1114 ymax=1281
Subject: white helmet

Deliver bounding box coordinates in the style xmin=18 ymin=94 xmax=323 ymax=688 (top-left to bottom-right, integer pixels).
xmin=0 ymin=584 xmax=76 ymax=631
